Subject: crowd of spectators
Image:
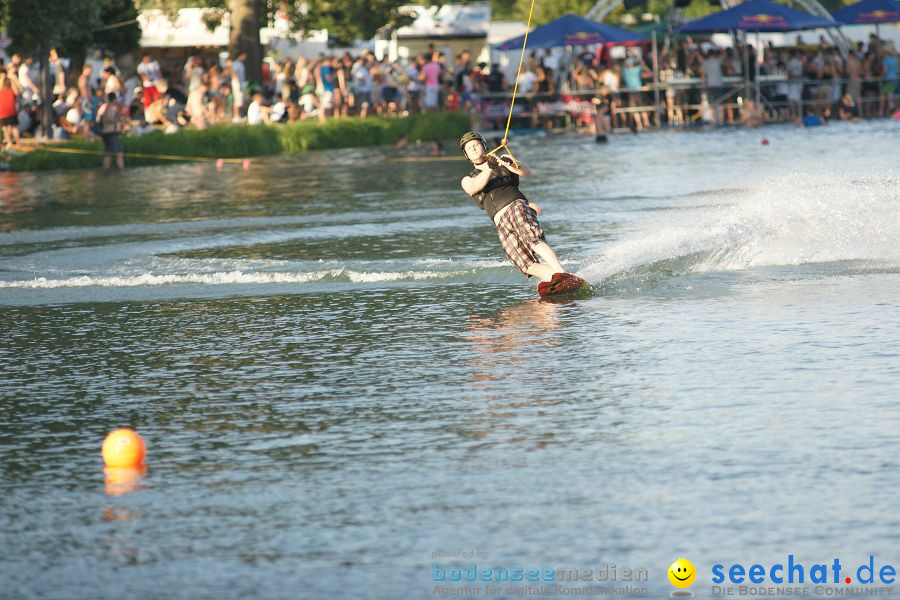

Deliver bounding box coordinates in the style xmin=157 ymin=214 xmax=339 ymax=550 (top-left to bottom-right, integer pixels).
xmin=489 ymin=33 xmax=898 ymax=131
xmin=0 ymin=33 xmax=897 ymax=150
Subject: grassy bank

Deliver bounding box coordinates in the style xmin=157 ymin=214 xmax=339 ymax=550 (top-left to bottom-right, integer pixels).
xmin=7 ymin=112 xmax=472 ymax=172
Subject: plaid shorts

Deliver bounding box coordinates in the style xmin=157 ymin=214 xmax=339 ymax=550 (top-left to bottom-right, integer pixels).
xmin=495 ymin=199 xmax=546 ymax=278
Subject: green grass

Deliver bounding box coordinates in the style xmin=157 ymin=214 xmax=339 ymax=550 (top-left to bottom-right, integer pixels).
xmin=8 ymin=112 xmax=472 ymax=172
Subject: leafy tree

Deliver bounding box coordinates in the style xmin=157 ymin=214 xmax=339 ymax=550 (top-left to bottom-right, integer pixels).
xmin=481 ymin=0 xmax=596 ymax=25
xmin=94 ymin=0 xmax=142 ymax=57
xmin=3 ymin=0 xmax=101 ymax=136
xmin=288 ymin=0 xmax=415 ymax=44
xmin=5 ymin=0 xmax=100 ymax=57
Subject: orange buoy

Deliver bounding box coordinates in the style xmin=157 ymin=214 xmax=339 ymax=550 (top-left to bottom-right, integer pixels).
xmin=215 ymin=158 xmax=225 ymax=169
xmin=102 ymin=428 xmax=146 ymax=468
xmin=241 ymin=159 xmax=251 ymax=170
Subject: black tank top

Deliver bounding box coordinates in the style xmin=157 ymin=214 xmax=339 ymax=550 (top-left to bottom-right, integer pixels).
xmin=469 ymin=162 xmax=527 ymax=221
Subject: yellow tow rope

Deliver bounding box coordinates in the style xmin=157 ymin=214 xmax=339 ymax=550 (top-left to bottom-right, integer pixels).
xmin=27 ymin=145 xmax=248 ymax=164
xmin=485 ymin=0 xmax=537 ymax=169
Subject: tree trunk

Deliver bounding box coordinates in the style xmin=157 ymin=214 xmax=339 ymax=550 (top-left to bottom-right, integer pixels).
xmin=229 ymin=0 xmax=263 ymax=87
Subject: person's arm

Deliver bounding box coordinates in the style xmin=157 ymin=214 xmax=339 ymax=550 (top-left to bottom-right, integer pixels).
xmin=461 ymin=165 xmax=493 ymax=196
xmin=496 ymin=154 xmax=531 ymax=177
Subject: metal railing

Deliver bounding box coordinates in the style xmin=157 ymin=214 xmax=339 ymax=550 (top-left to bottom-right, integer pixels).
xmin=474 ymin=74 xmax=897 ymax=130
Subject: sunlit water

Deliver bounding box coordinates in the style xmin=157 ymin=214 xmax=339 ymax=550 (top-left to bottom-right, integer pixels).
xmin=1 ymin=121 xmax=899 ymax=600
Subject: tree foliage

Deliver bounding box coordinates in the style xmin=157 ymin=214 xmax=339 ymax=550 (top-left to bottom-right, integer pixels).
xmin=2 ymin=0 xmax=139 ymax=56
xmin=94 ymin=0 xmax=142 ymax=57
xmin=288 ymin=0 xmax=415 ymax=43
xmin=6 ymin=0 xmax=99 ymax=55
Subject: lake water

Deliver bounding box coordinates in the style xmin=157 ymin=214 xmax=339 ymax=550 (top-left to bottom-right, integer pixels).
xmin=1 ymin=120 xmax=899 ymax=600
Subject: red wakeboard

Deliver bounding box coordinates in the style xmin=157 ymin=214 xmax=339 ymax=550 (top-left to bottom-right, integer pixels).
xmin=537 ymin=272 xmax=591 ymax=298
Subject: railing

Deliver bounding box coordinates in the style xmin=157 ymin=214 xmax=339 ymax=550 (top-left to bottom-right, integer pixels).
xmin=474 ymin=74 xmax=897 ymax=130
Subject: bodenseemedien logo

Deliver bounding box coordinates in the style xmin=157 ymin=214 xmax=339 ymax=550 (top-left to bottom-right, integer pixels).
xmin=669 ymin=558 xmax=697 ymax=598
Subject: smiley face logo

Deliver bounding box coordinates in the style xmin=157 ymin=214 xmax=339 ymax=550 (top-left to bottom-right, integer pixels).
xmin=668 ymin=558 xmax=697 ymax=588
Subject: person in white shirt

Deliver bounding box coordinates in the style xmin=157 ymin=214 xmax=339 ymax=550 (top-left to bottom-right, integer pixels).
xmin=18 ymin=56 xmax=40 ymax=102
xmin=246 ymin=92 xmax=270 ymax=125
xmin=517 ymin=67 xmax=537 ymax=94
xmin=786 ymin=50 xmax=804 ymax=120
xmin=231 ymin=53 xmax=247 ymax=120
xmin=701 ymin=49 xmax=725 ymax=124
xmin=136 ymin=55 xmax=162 ymax=83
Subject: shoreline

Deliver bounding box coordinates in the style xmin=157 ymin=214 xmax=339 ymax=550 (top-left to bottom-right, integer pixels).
xmin=2 ymin=112 xmax=472 ymax=172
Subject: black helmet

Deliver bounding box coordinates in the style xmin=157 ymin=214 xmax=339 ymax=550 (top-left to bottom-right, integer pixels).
xmin=459 ymin=131 xmax=487 ymax=154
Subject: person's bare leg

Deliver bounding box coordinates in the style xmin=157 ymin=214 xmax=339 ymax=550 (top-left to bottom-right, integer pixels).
xmin=103 ymin=154 xmax=111 ymax=171
xmin=526 ymin=262 xmax=556 ymax=282
xmin=531 ymin=241 xmax=564 ymax=273
xmin=116 ymin=152 xmax=124 ymax=171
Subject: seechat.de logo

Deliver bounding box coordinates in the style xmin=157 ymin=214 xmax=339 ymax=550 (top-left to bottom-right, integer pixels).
xmin=711 ymin=556 xmax=897 ymax=585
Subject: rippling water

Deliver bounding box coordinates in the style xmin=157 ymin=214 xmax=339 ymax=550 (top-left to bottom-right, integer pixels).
xmin=1 ymin=121 xmax=899 ymax=599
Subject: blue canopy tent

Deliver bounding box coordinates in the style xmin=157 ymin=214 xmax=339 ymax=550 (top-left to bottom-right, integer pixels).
xmin=677 ymin=0 xmax=838 ymax=33
xmin=493 ymin=14 xmax=652 ymax=124
xmin=677 ymin=0 xmax=839 ymax=105
xmin=494 ymin=13 xmax=646 ymax=50
xmin=832 ymin=0 xmax=900 ymax=24
xmin=832 ymin=0 xmax=900 ymax=43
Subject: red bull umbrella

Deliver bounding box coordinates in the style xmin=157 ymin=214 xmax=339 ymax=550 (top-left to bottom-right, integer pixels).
xmin=677 ymin=0 xmax=838 ymax=32
xmin=494 ymin=13 xmax=646 ymax=50
xmin=832 ymin=0 xmax=900 ymax=24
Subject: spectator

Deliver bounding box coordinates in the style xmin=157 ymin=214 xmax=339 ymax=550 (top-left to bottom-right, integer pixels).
xmin=836 ymin=93 xmax=861 ymax=121
xmin=786 ymin=50 xmax=804 ymax=120
xmin=78 ymin=65 xmax=94 ymax=103
xmin=186 ymin=83 xmax=210 ymax=129
xmin=517 ymin=66 xmax=537 ymax=94
xmin=623 ymin=55 xmax=651 ymax=131
xmin=103 ymin=67 xmax=123 ymax=97
xmin=484 ymin=63 xmax=507 ymax=93
xmin=0 ymin=71 xmax=20 ymax=148
xmin=188 ymin=56 xmax=205 ymax=92
xmin=232 ymin=52 xmax=247 ymax=120
xmin=880 ymin=50 xmax=898 ymax=117
xmin=246 ymin=91 xmax=270 ymax=125
xmin=846 ymin=50 xmax=862 ymax=106
xmin=96 ymin=92 xmax=127 ymax=171
xmin=351 ymin=55 xmax=372 ymax=118
xmin=406 ymin=56 xmax=421 ymax=113
xmin=701 ymin=49 xmax=725 ymax=125
xmin=316 ymin=56 xmax=342 ymax=122
xmin=49 ymin=49 xmax=66 ymax=96
xmin=298 ymin=84 xmax=318 ymax=119
xmin=17 ymin=56 xmax=40 ymax=103
xmin=137 ymin=54 xmax=162 ymax=83
xmin=420 ymin=52 xmax=442 ymax=112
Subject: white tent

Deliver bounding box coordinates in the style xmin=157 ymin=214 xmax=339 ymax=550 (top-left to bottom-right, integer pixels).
xmin=138 ymin=8 xmax=327 ymax=52
xmin=395 ymin=2 xmax=491 ymax=38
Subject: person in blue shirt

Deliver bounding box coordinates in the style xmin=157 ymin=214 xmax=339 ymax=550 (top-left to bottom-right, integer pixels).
xmin=622 ymin=55 xmax=651 ymax=132
xmin=880 ymin=50 xmax=898 ymax=117
xmin=801 ymin=106 xmax=825 ymax=127
xmin=317 ymin=57 xmax=337 ymax=120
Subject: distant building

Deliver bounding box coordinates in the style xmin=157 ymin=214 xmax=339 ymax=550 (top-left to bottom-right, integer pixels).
xmin=379 ymin=2 xmax=492 ymax=61
xmin=137 ymin=8 xmax=328 ymax=73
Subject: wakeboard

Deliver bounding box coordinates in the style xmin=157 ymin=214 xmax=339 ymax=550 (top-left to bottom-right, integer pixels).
xmin=537 ymin=272 xmax=592 ymax=299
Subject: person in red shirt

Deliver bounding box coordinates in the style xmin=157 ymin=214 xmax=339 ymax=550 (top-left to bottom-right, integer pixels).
xmin=142 ymin=78 xmax=159 ymax=110
xmin=0 ymin=71 xmax=20 ymax=148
